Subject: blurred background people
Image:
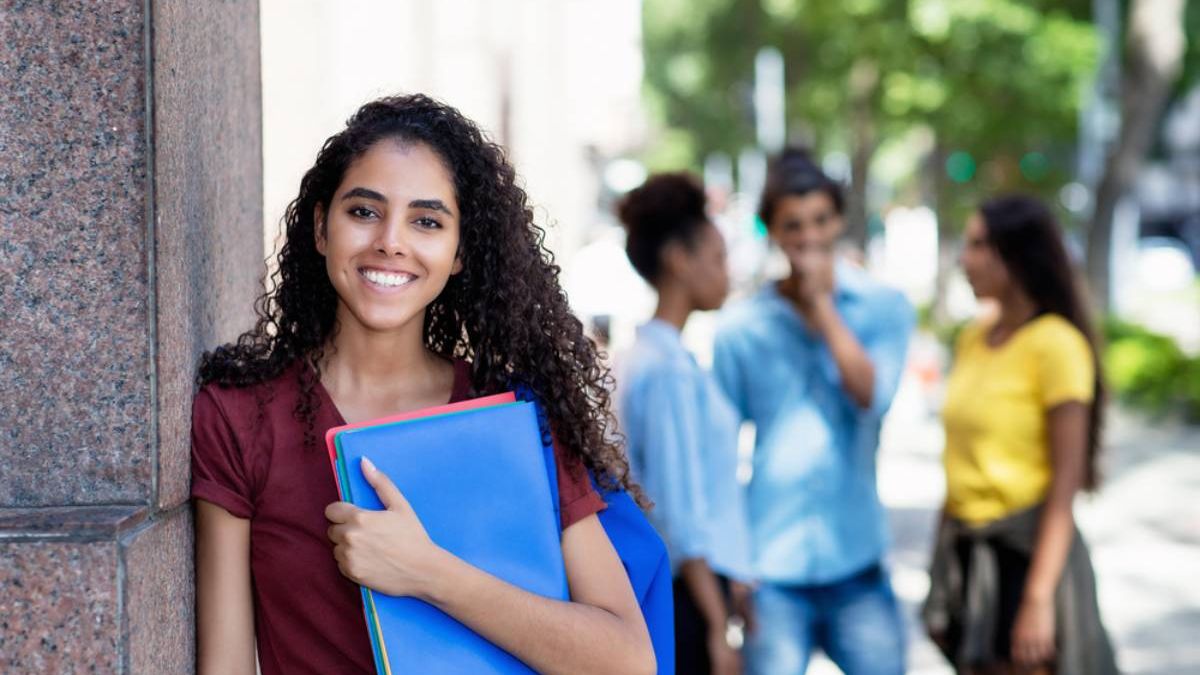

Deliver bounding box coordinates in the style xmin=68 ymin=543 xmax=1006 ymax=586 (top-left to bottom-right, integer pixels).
xmin=712 ymin=150 xmax=915 ymax=675
xmin=615 ymin=173 xmax=755 ymax=675
xmin=923 ymin=195 xmax=1118 ymax=675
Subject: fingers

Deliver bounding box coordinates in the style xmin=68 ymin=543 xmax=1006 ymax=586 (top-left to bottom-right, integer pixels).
xmin=327 ymin=522 xmax=356 ymax=545
xmin=1012 ymin=634 xmax=1055 ymax=667
xmin=324 ymin=500 xmax=359 ymax=524
xmin=1013 ymin=634 xmax=1031 ymax=665
xmin=1032 ymin=638 xmax=1055 ymax=664
xmin=361 ymin=457 xmax=411 ymax=512
xmin=742 ymin=605 xmax=758 ymax=636
xmin=331 ymin=545 xmax=358 ymax=583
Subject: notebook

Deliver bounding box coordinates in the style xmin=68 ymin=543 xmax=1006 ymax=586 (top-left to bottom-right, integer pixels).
xmin=325 ymin=392 xmax=517 ymax=495
xmin=327 ymin=395 xmax=516 ymax=674
xmin=330 ymin=399 xmax=567 ymax=674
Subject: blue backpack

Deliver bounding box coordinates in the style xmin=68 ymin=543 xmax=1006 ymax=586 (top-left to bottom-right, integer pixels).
xmin=518 ymin=388 xmax=675 ymax=673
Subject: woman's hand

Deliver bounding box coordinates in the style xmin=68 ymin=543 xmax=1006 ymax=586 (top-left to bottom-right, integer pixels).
xmin=729 ymin=580 xmax=757 ymax=635
xmin=1011 ymin=594 xmax=1056 ymax=667
xmin=708 ymin=627 xmax=742 ymax=675
xmin=324 ymin=457 xmax=445 ymax=599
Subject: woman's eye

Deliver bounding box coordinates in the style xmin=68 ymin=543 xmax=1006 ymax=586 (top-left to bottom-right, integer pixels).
xmin=349 ymin=206 xmax=377 ymax=220
xmin=414 ymin=217 xmax=442 ymax=230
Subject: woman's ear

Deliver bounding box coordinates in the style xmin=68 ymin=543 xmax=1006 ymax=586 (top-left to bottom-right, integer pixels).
xmin=660 ymin=239 xmax=691 ymax=281
xmin=451 ymin=254 xmax=464 ymax=275
xmin=313 ymin=204 xmax=327 ymax=256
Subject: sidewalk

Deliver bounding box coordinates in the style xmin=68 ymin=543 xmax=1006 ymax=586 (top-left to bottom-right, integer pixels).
xmin=860 ymin=373 xmax=1200 ymax=675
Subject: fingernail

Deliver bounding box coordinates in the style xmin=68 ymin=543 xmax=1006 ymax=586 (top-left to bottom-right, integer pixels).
xmin=362 ymin=457 xmax=376 ymax=473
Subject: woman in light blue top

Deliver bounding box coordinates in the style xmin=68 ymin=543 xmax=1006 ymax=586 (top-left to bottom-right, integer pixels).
xmin=615 ymin=173 xmax=754 ymax=675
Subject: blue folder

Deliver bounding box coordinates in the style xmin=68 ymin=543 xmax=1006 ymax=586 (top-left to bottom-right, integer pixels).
xmin=334 ymin=401 xmax=568 ymax=674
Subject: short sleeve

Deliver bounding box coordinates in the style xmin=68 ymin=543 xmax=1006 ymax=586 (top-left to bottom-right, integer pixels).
xmin=1034 ymin=318 xmax=1096 ymax=408
xmin=190 ymin=386 xmax=255 ymax=518
xmin=712 ymin=327 xmax=749 ymax=421
xmin=552 ymin=436 xmax=606 ymax=530
xmin=633 ymin=369 xmax=712 ymax=563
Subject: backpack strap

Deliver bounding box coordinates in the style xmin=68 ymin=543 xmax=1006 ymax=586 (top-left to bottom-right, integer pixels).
xmin=512 ymin=383 xmax=675 ymax=672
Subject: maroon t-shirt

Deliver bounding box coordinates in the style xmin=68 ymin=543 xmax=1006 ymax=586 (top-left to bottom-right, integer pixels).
xmin=191 ymin=359 xmax=606 ymax=675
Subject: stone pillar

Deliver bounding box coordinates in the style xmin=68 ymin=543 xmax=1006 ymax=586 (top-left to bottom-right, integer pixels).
xmin=0 ymin=2 xmax=263 ymax=672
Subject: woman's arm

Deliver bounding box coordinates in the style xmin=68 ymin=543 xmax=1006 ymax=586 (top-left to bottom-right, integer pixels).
xmin=326 ymin=459 xmax=655 ymax=675
xmin=677 ymin=558 xmax=740 ymax=675
xmin=429 ymin=514 xmax=656 ymax=675
xmin=195 ymin=499 xmax=257 ymax=675
xmin=1012 ymin=401 xmax=1089 ymax=666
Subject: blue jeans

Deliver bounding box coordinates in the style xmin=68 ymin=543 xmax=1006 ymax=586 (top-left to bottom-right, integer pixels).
xmin=746 ymin=564 xmax=906 ymax=675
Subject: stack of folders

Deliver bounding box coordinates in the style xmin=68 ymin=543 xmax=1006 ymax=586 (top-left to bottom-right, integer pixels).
xmin=325 ymin=393 xmax=568 ymax=674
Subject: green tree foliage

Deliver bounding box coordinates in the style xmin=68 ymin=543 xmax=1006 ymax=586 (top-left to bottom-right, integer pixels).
xmin=1104 ymin=317 xmax=1200 ymax=420
xmin=642 ymin=0 xmax=1100 ymax=231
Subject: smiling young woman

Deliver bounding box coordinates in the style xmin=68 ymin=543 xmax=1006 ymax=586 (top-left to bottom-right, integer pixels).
xmin=190 ymin=95 xmax=654 ymax=675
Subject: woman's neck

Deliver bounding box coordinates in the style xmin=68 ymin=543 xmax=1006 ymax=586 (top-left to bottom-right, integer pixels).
xmin=994 ymin=288 xmax=1039 ymax=334
xmin=652 ymin=283 xmax=692 ymax=332
xmin=320 ymin=306 xmax=442 ymax=400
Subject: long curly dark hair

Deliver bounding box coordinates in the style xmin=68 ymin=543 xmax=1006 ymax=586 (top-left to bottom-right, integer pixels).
xmin=980 ymin=195 xmax=1106 ymax=491
xmin=198 ymin=94 xmax=641 ymax=501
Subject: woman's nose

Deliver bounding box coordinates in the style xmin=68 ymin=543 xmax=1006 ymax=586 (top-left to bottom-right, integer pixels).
xmin=374 ymin=218 xmax=409 ymax=257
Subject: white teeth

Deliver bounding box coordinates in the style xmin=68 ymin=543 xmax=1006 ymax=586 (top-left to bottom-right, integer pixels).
xmin=361 ymin=269 xmax=415 ymax=288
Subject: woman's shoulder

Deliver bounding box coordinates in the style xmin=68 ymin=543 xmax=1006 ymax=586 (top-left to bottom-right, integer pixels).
xmin=194 ymin=359 xmax=307 ymax=426
xmin=953 ymin=318 xmax=990 ymax=354
xmin=1024 ymin=313 xmax=1091 ymax=354
xmin=625 ymin=337 xmax=693 ymax=377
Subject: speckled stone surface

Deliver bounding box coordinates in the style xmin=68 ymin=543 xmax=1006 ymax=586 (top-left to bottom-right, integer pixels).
xmin=152 ymin=0 xmax=264 ymax=510
xmin=0 ymin=0 xmax=153 ymax=506
xmin=124 ymin=507 xmax=193 ymax=674
xmin=0 ymin=504 xmax=147 ymax=542
xmin=0 ymin=540 xmax=121 ymax=673
xmin=1 ymin=0 xmax=263 ymax=670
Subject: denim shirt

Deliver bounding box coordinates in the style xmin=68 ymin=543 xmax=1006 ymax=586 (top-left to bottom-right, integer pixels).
xmin=617 ymin=319 xmax=753 ymax=581
xmin=712 ymin=263 xmax=914 ymax=585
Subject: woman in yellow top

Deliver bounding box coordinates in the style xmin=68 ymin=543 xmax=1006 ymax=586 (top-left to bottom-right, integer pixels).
xmin=923 ymin=195 xmax=1117 ymax=675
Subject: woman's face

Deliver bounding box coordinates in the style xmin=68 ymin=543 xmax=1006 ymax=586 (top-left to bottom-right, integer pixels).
xmin=680 ymin=222 xmax=730 ymax=312
xmin=315 ymin=140 xmax=462 ymax=335
xmin=960 ymin=212 xmax=1011 ymax=299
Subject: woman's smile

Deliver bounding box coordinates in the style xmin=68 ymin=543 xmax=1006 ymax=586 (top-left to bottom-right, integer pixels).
xmin=359 ymin=266 xmax=418 ymax=292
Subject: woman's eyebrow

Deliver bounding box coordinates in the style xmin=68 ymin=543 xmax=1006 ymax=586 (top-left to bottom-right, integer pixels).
xmin=338 ymin=188 xmax=453 ymax=217
xmin=340 ymin=187 xmax=386 ymax=202
xmin=409 ymin=199 xmax=454 ymax=216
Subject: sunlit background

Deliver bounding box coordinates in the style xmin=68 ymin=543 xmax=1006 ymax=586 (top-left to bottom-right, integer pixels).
xmin=262 ymin=1 xmax=1200 ymax=672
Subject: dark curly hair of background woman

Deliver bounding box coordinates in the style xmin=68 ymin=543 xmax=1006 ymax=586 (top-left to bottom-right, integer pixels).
xmin=197 ymin=93 xmax=643 ymax=504
xmin=617 ymin=172 xmax=709 ymax=284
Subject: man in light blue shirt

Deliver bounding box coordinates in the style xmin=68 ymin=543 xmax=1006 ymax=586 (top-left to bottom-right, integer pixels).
xmin=713 ymin=149 xmax=914 ymax=675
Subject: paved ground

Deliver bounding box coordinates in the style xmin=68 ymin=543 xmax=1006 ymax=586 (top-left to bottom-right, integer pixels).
xmin=798 ymin=370 xmax=1200 ymax=675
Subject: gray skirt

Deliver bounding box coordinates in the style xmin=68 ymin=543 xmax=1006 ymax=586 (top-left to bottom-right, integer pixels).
xmin=921 ymin=505 xmax=1119 ymax=674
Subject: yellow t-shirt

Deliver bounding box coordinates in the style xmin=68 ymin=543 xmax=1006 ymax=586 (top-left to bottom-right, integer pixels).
xmin=942 ymin=314 xmax=1095 ymax=525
